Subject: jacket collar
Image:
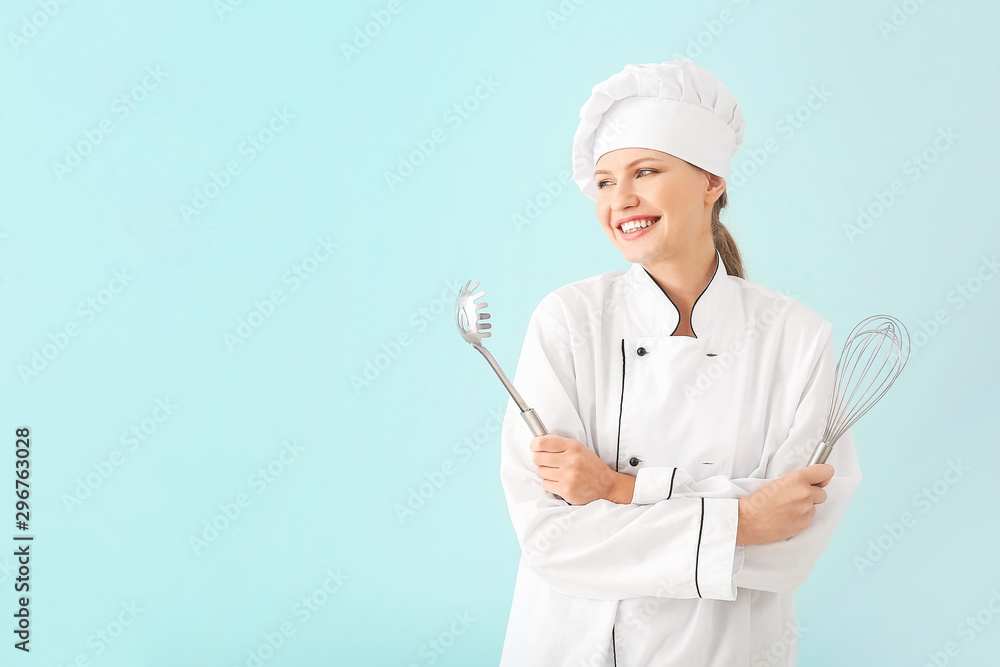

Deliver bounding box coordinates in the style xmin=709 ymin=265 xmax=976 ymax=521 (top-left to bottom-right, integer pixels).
xmin=624 ymin=248 xmax=736 ymax=338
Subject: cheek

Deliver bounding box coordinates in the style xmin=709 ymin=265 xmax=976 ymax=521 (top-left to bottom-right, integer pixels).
xmin=596 ymin=202 xmax=612 ymax=227
xmin=655 ymin=185 xmax=697 ymax=215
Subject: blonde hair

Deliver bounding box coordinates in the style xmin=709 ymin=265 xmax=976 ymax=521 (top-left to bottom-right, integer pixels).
xmin=710 ymin=189 xmax=745 ymax=279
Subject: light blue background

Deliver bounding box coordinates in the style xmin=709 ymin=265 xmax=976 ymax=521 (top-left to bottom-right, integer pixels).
xmin=2 ymin=0 xmax=998 ymax=665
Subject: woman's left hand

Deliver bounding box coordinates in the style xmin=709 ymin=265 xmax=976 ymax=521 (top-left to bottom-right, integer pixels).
xmin=530 ymin=435 xmax=635 ymax=505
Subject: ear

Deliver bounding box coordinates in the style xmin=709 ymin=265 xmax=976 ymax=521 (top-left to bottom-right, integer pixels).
xmin=704 ymin=172 xmax=726 ymax=205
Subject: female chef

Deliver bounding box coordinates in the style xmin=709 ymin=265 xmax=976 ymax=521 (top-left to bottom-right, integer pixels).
xmin=498 ymin=60 xmax=862 ymax=666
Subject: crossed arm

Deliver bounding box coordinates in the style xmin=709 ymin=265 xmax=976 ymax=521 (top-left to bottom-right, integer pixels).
xmin=500 ymin=300 xmax=862 ymax=599
xmin=529 ymin=434 xmax=834 ymax=546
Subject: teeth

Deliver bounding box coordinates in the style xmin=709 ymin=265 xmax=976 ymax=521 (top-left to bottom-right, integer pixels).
xmin=620 ymin=218 xmax=658 ymax=233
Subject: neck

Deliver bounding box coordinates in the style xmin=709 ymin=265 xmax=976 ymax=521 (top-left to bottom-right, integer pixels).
xmin=641 ymin=240 xmax=718 ymax=335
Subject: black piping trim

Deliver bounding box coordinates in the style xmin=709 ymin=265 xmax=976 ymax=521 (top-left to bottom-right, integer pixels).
xmin=615 ymin=339 xmax=625 ymax=473
xmin=640 ymin=250 xmax=720 ymax=338
xmin=695 ymin=497 xmax=705 ymax=598
xmin=667 ymin=467 xmax=677 ymax=499
xmin=613 ymin=342 xmax=623 ymax=667
xmin=642 ymin=266 xmax=682 ymax=336
xmin=686 ymin=254 xmax=719 ymax=339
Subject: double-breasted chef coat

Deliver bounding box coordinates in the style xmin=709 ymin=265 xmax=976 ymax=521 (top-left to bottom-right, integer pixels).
xmin=498 ymin=248 xmax=862 ymax=666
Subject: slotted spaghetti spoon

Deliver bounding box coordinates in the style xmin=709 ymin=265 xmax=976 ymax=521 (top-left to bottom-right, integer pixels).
xmin=455 ymin=280 xmax=548 ymax=437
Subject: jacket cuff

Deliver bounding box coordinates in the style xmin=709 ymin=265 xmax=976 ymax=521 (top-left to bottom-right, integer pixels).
xmin=696 ymin=497 xmax=740 ymax=601
xmin=631 ymin=466 xmax=678 ymax=505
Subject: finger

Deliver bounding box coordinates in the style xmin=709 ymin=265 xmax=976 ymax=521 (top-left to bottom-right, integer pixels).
xmin=811 ymin=487 xmax=828 ymax=505
xmin=531 ymin=452 xmax=560 ymax=468
xmin=530 ymin=435 xmax=569 ymax=453
xmin=801 ymin=463 xmax=835 ymax=485
xmin=537 ymin=468 xmax=561 ymax=483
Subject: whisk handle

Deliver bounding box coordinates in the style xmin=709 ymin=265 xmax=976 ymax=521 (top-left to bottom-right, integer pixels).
xmin=521 ymin=408 xmax=548 ymax=437
xmin=807 ymin=441 xmax=833 ymax=466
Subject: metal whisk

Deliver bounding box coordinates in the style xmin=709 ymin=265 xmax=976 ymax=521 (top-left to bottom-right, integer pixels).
xmin=807 ymin=315 xmax=910 ymax=466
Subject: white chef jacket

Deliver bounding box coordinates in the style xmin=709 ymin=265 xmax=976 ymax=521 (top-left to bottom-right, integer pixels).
xmin=498 ymin=248 xmax=862 ymax=667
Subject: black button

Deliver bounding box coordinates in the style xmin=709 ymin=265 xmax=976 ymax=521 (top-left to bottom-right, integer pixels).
xmin=629 ymin=456 xmax=640 ymax=467
xmin=636 ymin=347 xmax=647 ymax=356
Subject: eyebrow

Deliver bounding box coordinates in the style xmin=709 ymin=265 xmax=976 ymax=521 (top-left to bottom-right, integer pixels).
xmin=593 ymin=157 xmax=663 ymax=177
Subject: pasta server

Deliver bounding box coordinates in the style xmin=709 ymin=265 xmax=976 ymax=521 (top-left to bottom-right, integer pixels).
xmin=455 ymin=280 xmax=548 ymax=437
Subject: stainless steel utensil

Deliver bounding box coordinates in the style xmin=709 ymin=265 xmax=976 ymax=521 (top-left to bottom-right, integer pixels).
xmin=455 ymin=280 xmax=548 ymax=437
xmin=807 ymin=314 xmax=910 ymax=466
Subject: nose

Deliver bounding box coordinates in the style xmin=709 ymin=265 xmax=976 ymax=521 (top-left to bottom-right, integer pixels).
xmin=611 ymin=178 xmax=639 ymax=213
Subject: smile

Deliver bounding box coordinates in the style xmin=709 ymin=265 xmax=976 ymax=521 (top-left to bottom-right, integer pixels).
xmin=617 ymin=216 xmax=660 ymax=238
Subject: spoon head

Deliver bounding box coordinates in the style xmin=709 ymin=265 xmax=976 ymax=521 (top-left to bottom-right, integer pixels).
xmin=455 ymin=279 xmax=492 ymax=345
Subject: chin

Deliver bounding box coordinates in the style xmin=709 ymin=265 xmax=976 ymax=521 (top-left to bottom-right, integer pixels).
xmin=616 ymin=246 xmax=652 ymax=264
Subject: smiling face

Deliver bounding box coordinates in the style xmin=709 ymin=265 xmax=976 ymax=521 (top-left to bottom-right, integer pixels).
xmin=593 ymin=147 xmax=725 ymax=265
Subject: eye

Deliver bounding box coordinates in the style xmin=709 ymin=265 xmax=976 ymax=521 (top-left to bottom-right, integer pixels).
xmin=596 ymin=168 xmax=658 ymax=189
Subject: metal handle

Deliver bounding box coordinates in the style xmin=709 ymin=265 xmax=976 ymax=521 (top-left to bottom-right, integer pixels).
xmin=520 ymin=408 xmax=548 ymax=437
xmin=472 ymin=343 xmax=531 ymax=411
xmin=519 ymin=408 xmax=563 ymax=503
xmin=807 ymin=441 xmax=832 ymax=466
xmin=471 ymin=343 xmax=549 ymax=436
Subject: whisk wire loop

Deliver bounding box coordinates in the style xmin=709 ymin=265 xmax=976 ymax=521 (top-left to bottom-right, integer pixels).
xmin=812 ymin=315 xmax=909 ymax=464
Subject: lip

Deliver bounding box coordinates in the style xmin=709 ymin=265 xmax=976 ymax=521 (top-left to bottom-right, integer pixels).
xmin=614 ymin=215 xmax=661 ymax=241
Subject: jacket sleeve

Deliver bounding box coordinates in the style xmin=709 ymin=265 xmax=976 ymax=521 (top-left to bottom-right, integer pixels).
xmin=629 ymin=320 xmax=863 ymax=593
xmin=499 ymin=299 xmax=740 ymax=602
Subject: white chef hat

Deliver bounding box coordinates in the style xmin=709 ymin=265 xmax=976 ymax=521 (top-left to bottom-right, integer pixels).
xmin=571 ymin=59 xmax=746 ymax=201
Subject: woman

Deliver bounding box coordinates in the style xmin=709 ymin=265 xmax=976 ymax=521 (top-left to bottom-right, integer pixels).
xmin=498 ymin=60 xmax=862 ymax=666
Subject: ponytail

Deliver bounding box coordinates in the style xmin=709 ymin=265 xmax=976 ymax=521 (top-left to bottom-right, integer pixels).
xmin=710 ymin=189 xmax=745 ymax=279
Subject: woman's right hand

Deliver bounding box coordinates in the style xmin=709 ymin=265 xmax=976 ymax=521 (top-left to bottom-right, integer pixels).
xmin=736 ymin=464 xmax=834 ymax=545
